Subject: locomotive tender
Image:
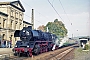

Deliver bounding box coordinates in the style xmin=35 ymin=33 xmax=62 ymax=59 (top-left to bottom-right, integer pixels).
xmin=13 ymin=26 xmax=59 ymax=57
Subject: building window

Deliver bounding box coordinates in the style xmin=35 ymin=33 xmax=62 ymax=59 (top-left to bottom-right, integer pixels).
xmin=15 ymin=11 xmax=18 ymax=19
xmin=2 ymin=34 xmax=5 ymax=40
xmin=25 ymin=25 xmax=27 ymax=27
xmin=0 ymin=17 xmax=1 ymax=27
xmin=11 ymin=8 xmax=14 ymax=18
xmin=15 ymin=38 xmax=16 ymax=41
xmin=20 ymin=13 xmax=22 ymax=20
xmin=0 ymin=23 xmax=1 ymax=28
xmin=23 ymin=24 xmax=24 ymax=27
xmin=11 ymin=20 xmax=13 ymax=29
xmin=20 ymin=23 xmax=22 ymax=29
xmin=15 ymin=21 xmax=18 ymax=29
xmin=3 ymin=18 xmax=6 ymax=28
xmin=20 ymin=23 xmax=22 ymax=25
xmin=10 ymin=35 xmax=13 ymax=40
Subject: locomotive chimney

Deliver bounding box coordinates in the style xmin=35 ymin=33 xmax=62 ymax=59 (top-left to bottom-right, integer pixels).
xmin=28 ymin=26 xmax=32 ymax=30
xmin=31 ymin=9 xmax=34 ymax=29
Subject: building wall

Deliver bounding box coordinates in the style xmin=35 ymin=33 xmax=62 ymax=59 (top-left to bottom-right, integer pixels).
xmin=0 ymin=1 xmax=33 ymax=47
xmin=0 ymin=14 xmax=7 ymax=29
xmin=0 ymin=12 xmax=8 ymax=47
xmin=7 ymin=6 xmax=24 ymax=46
xmin=0 ymin=5 xmax=8 ymax=14
xmin=7 ymin=6 xmax=24 ymax=30
xmin=0 ymin=2 xmax=24 ymax=47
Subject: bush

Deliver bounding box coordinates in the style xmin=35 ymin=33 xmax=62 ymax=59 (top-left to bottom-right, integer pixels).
xmin=84 ymin=44 xmax=89 ymax=50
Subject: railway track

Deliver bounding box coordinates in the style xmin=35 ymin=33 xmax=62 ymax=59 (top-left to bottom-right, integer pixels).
xmin=0 ymin=44 xmax=76 ymax=60
xmin=25 ymin=44 xmax=76 ymax=60
xmin=10 ymin=56 xmax=27 ymax=60
xmin=35 ymin=46 xmax=74 ymax=60
xmin=49 ymin=47 xmax=74 ymax=60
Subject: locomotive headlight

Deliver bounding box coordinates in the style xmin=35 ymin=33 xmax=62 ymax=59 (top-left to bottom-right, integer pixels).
xmin=27 ymin=45 xmax=29 ymax=47
xmin=23 ymin=30 xmax=25 ymax=32
xmin=15 ymin=45 xmax=17 ymax=47
xmin=26 ymin=31 xmax=29 ymax=35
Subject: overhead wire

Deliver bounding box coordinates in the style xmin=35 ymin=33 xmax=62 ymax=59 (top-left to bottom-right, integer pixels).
xmin=24 ymin=13 xmax=44 ymax=24
xmin=21 ymin=0 xmax=72 ymax=26
xmin=58 ymin=0 xmax=74 ymax=37
xmin=58 ymin=0 xmax=72 ymax=25
xmin=48 ymin=0 xmax=73 ymax=36
xmin=47 ymin=0 xmax=64 ymax=23
xmin=21 ymin=0 xmax=49 ymax=24
xmin=52 ymin=0 xmax=55 ymax=5
xmin=21 ymin=0 xmax=44 ymax=24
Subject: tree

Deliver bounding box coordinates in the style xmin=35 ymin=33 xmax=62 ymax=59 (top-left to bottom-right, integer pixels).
xmin=37 ymin=19 xmax=68 ymax=37
xmin=37 ymin=25 xmax=45 ymax=32
xmin=45 ymin=19 xmax=68 ymax=37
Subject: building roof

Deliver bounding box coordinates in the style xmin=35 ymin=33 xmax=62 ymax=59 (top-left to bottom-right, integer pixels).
xmin=0 ymin=11 xmax=8 ymax=16
xmin=23 ymin=21 xmax=33 ymax=25
xmin=0 ymin=1 xmax=25 ymax=12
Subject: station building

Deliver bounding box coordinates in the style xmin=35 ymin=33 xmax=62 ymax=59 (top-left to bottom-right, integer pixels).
xmin=0 ymin=1 xmax=32 ymax=47
xmin=79 ymin=37 xmax=90 ymax=48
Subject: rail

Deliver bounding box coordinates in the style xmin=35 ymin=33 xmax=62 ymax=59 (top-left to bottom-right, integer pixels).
xmin=0 ymin=44 xmax=77 ymax=60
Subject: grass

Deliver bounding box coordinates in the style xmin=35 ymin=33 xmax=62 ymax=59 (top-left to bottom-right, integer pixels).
xmin=73 ymin=45 xmax=90 ymax=60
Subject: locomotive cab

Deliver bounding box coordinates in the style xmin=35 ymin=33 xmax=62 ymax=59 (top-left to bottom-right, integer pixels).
xmin=14 ymin=30 xmax=21 ymax=37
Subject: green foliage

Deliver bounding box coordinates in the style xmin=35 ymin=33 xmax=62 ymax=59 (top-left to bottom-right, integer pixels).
xmin=45 ymin=19 xmax=68 ymax=37
xmin=84 ymin=44 xmax=89 ymax=50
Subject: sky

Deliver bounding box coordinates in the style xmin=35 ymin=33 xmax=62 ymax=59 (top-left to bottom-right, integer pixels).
xmin=1 ymin=0 xmax=90 ymax=37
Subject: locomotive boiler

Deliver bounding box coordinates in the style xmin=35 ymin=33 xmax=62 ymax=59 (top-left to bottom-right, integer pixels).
xmin=13 ymin=26 xmax=59 ymax=57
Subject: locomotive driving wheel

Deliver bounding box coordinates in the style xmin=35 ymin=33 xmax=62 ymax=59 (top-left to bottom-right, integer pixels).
xmin=33 ymin=44 xmax=40 ymax=55
xmin=27 ymin=52 xmax=30 ymax=57
xmin=48 ymin=44 xmax=52 ymax=51
xmin=14 ymin=51 xmax=18 ymax=56
xmin=17 ymin=52 xmax=21 ymax=57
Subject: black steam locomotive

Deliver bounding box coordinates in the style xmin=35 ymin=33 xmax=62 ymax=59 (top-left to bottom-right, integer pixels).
xmin=13 ymin=26 xmax=59 ymax=57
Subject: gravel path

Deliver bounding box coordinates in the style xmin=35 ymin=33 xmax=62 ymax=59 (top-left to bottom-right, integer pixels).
xmin=0 ymin=48 xmax=13 ymax=59
xmin=73 ymin=47 xmax=90 ymax=60
xmin=0 ymin=48 xmax=13 ymax=55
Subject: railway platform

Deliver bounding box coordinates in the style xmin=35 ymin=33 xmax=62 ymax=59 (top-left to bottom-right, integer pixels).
xmin=0 ymin=48 xmax=13 ymax=58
